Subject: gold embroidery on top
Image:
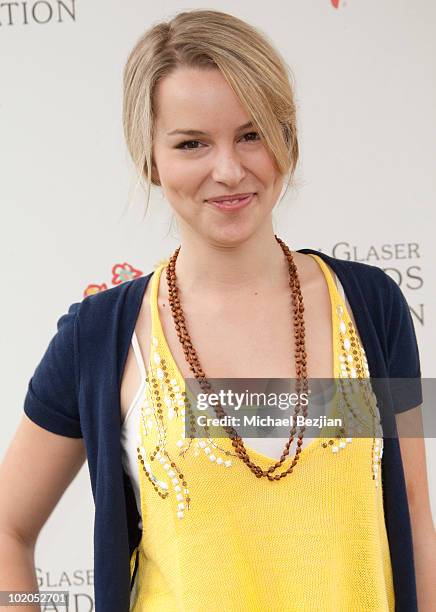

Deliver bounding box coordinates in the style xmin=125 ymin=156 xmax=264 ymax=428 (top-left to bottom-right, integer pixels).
xmin=136 ymin=263 xmax=385 ymax=519
xmin=320 ymin=303 xmax=383 ymax=486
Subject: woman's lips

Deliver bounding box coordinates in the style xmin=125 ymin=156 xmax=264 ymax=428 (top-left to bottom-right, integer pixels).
xmin=206 ymin=193 xmax=255 ymax=211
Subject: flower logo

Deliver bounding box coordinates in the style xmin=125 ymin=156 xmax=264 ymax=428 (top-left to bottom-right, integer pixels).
xmin=111 ymin=262 xmax=143 ymax=285
xmin=83 ymin=262 xmax=144 ymax=297
xmin=84 ymin=283 xmax=108 ymax=297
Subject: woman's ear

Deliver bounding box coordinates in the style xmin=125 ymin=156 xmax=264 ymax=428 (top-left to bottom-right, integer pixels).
xmin=150 ymin=160 xmax=161 ymax=186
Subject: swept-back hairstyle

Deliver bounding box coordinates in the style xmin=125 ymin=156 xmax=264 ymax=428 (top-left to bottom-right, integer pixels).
xmin=123 ymin=9 xmax=299 ymax=214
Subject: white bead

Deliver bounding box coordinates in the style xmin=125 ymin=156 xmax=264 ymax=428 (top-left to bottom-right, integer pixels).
xmin=224 ymin=460 xmax=232 ymax=467
xmin=159 ymin=457 xmax=165 ymax=464
xmin=340 ymin=320 xmax=346 ymax=334
xmin=177 ymin=511 xmax=184 ymax=519
xmin=332 ymin=446 xmax=339 ymax=453
xmin=198 ymin=441 xmax=206 ymax=448
xmin=157 ymin=367 xmax=164 ymax=379
xmin=339 ymin=355 xmax=346 ymax=363
xmin=344 ymin=338 xmax=351 ymax=350
xmin=209 ymin=454 xmax=216 ymax=462
xmin=347 ymin=355 xmax=353 ymax=363
xmin=346 ymin=438 xmax=352 ymax=443
xmin=157 ymin=481 xmax=168 ymax=490
xmin=174 ymin=485 xmax=181 ymax=492
xmin=172 ymin=477 xmax=179 ymax=485
xmin=204 ymin=447 xmax=211 ymax=454
xmin=163 ymin=464 xmax=170 ymax=471
xmin=168 ymin=409 xmax=175 ymax=420
xmin=339 ymin=442 xmax=346 ymax=448
xmin=216 ymin=457 xmax=223 ymax=464
xmin=170 ymin=378 xmax=177 ymax=385
xmin=153 ymin=352 xmax=161 ymax=365
xmin=152 ymin=337 xmax=158 ymax=346
xmin=178 ymin=503 xmax=185 ymax=510
xmin=176 ymin=493 xmax=183 ymax=501
xmin=176 ymin=440 xmax=184 ymax=448
xmin=168 ymin=470 xmax=175 ymax=477
xmin=184 ymin=488 xmax=189 ymax=494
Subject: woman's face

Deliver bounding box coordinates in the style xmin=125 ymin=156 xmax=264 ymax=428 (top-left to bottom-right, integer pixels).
xmin=152 ymin=67 xmax=284 ymax=245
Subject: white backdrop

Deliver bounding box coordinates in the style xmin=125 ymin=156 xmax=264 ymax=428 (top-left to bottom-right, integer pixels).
xmin=1 ymin=0 xmax=435 ymax=608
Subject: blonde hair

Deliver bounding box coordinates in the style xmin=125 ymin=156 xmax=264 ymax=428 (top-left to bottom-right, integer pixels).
xmin=122 ymin=9 xmax=299 ymax=215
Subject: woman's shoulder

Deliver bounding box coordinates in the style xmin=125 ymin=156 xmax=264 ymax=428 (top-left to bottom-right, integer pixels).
xmin=78 ymin=272 xmax=153 ymax=318
xmin=60 ymin=272 xmax=154 ymax=360
xmin=297 ymin=247 xmax=395 ymax=293
xmin=297 ymin=248 xmax=414 ymax=339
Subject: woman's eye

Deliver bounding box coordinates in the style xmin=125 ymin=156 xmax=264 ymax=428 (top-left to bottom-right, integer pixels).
xmin=242 ymin=131 xmax=261 ymax=142
xmin=175 ymin=132 xmax=260 ymax=151
xmin=176 ymin=140 xmax=202 ymax=150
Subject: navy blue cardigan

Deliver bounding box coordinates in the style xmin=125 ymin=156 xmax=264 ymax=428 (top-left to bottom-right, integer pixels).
xmin=23 ymin=248 xmax=422 ymax=612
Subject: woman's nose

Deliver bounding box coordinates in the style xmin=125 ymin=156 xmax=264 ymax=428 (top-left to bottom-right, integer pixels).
xmin=211 ymin=150 xmax=246 ymax=185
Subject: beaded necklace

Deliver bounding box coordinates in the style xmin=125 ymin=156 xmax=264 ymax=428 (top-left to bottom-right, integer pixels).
xmin=136 ymin=244 xmax=383 ymax=518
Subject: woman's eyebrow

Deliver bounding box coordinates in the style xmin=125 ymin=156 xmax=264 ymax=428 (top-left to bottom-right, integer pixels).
xmin=166 ymin=121 xmax=254 ymax=137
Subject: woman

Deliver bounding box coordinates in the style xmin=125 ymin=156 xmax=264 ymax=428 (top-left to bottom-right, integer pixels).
xmin=1 ymin=9 xmax=434 ymax=612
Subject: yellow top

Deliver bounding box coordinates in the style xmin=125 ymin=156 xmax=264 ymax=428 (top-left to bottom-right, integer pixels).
xmin=129 ymin=254 xmax=395 ymax=611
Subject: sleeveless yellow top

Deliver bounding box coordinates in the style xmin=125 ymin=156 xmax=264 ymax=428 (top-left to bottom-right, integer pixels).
xmin=129 ymin=254 xmax=395 ymax=611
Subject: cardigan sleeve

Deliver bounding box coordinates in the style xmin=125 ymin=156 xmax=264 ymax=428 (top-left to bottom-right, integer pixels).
xmin=385 ymin=274 xmax=423 ymax=414
xmin=23 ymin=301 xmax=83 ymax=438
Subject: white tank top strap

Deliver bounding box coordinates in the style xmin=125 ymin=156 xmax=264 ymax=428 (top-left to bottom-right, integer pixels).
xmin=131 ymin=330 xmax=147 ymax=379
xmin=332 ymin=272 xmax=361 ymax=342
xmin=121 ymin=332 xmax=148 ymax=429
xmin=334 ymin=273 xmax=346 ymax=302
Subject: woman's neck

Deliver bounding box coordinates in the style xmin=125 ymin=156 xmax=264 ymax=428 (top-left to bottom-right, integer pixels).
xmin=171 ymin=224 xmax=294 ymax=299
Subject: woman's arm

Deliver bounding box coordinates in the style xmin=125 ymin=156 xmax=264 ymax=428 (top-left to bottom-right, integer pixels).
xmin=397 ymin=407 xmax=436 ymax=611
xmin=0 ymin=414 xmax=86 ymax=610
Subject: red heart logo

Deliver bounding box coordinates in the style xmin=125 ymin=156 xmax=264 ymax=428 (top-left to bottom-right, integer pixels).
xmin=331 ymin=0 xmax=340 ymax=7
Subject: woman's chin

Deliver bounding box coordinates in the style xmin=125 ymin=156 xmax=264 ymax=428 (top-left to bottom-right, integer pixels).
xmin=200 ymin=218 xmax=264 ymax=247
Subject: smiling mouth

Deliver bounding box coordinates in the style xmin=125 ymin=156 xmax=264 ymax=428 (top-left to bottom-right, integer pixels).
xmin=206 ymin=192 xmax=255 ymax=202
xmin=205 ymin=193 xmax=256 ymax=210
